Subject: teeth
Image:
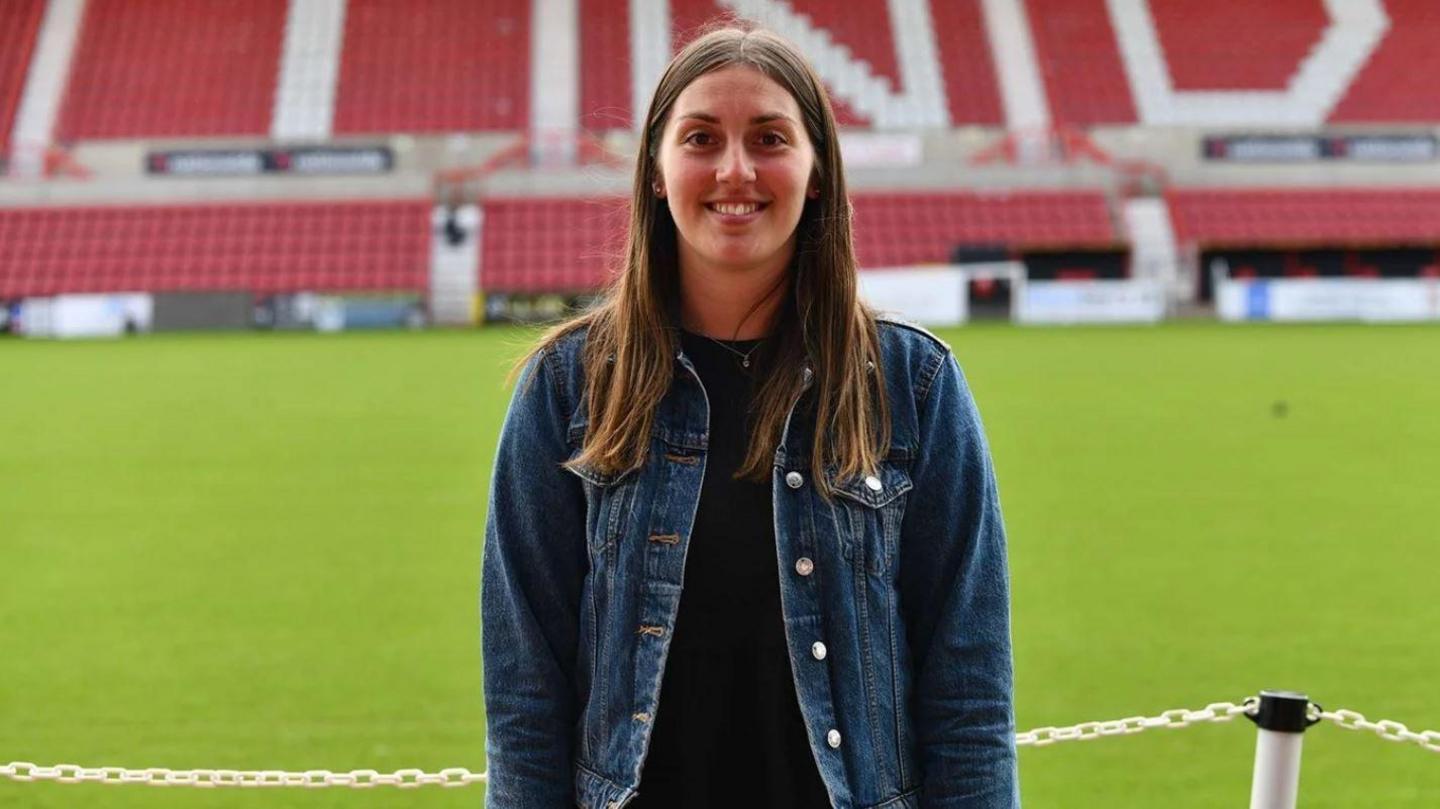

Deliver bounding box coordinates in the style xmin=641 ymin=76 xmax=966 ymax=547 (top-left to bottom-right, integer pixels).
xmin=712 ymin=202 xmax=759 ymax=216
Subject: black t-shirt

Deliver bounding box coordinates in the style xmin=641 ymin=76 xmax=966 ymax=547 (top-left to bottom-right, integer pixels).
xmin=629 ymin=331 xmax=831 ymax=808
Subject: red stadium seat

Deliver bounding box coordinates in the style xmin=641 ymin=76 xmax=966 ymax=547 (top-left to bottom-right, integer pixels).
xmin=334 ymin=0 xmax=530 ymax=134
xmin=1169 ymin=188 xmax=1440 ymax=248
xmin=58 ymin=0 xmax=287 ymax=139
xmin=0 ymin=200 xmax=431 ymax=297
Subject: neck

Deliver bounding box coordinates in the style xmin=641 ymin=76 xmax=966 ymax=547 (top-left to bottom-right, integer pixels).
xmin=678 ymin=252 xmax=791 ymax=341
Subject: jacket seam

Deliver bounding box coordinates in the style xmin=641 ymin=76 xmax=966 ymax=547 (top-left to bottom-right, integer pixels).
xmin=875 ymin=316 xmax=952 ymax=354
xmin=913 ymin=343 xmax=947 ymax=410
xmin=539 ymin=346 xmax=574 ymax=420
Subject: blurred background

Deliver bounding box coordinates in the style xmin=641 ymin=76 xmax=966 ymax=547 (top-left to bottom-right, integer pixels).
xmin=2 ymin=1 xmax=1438 ymax=807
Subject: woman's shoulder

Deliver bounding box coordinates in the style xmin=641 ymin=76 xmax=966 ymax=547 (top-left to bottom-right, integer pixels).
xmin=873 ymin=316 xmax=955 ymax=402
xmin=534 ymin=322 xmax=592 ymax=368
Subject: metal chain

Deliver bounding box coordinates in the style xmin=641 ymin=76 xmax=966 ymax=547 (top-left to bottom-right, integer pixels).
xmin=5 ymin=698 xmax=1436 ymax=788
xmin=0 ymin=763 xmax=485 ymax=788
xmin=1014 ymin=697 xmax=1258 ymax=747
xmin=1312 ymin=706 xmax=1440 ymax=755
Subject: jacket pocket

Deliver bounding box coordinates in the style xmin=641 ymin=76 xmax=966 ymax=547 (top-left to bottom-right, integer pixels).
xmin=567 ymin=457 xmax=640 ymax=556
xmin=830 ymin=461 xmax=912 ymax=576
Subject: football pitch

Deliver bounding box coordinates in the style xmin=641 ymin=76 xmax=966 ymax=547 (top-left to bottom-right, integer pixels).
xmin=3 ymin=322 xmax=1437 ymax=808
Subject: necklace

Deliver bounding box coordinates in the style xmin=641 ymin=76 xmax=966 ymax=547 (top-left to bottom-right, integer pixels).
xmin=704 ymin=335 xmax=763 ymax=369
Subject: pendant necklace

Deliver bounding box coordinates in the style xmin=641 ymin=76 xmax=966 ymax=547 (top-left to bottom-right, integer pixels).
xmin=705 ymin=335 xmax=763 ymax=369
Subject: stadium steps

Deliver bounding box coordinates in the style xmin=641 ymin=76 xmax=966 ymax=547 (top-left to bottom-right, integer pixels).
xmin=270 ymin=0 xmax=347 ymax=140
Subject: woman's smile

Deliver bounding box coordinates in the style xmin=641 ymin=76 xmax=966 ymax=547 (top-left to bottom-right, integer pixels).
xmin=705 ymin=200 xmax=770 ymax=224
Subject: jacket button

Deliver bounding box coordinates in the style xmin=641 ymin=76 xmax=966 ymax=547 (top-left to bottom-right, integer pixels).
xmin=864 ymin=475 xmax=882 ymax=491
xmin=794 ymin=557 xmax=814 ymax=576
xmin=785 ymin=471 xmax=804 ymax=489
xmin=811 ymin=641 xmax=827 ymax=660
xmin=827 ymin=728 xmax=842 ymax=748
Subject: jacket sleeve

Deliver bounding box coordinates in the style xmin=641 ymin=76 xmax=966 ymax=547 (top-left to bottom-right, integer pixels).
xmin=481 ymin=349 xmax=588 ymax=808
xmin=898 ymin=349 xmax=1019 ymax=808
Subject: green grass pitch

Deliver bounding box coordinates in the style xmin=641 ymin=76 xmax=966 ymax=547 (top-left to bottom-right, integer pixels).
xmin=2 ymin=323 xmax=1437 ymax=808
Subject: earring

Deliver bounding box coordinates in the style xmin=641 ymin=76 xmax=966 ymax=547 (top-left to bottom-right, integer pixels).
xmin=654 ymin=183 xmax=665 ymax=198
xmin=808 ymin=188 xmax=820 ymax=199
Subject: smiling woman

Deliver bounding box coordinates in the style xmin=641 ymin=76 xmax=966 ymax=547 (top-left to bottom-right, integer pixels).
xmin=481 ymin=23 xmax=1019 ymax=809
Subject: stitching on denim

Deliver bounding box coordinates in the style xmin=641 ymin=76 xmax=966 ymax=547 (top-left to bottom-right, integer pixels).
xmin=914 ymin=343 xmax=947 ymax=408
xmin=646 ymin=533 xmax=680 ymax=545
xmin=636 ymin=624 xmax=665 ymax=636
xmin=662 ymin=451 xmax=698 ymax=465
xmin=539 ymin=347 xmax=573 ymax=418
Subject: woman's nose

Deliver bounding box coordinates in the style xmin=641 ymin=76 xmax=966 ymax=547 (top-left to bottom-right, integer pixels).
xmin=715 ymin=143 xmax=756 ymax=185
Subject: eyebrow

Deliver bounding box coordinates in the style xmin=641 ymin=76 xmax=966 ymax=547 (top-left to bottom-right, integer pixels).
xmin=677 ymin=112 xmax=797 ymax=125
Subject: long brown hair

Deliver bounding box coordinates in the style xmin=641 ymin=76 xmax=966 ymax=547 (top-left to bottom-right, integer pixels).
xmin=526 ymin=24 xmax=889 ymax=494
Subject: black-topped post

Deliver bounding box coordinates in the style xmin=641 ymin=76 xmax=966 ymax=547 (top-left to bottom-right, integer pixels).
xmin=1246 ymin=690 xmax=1316 ymax=809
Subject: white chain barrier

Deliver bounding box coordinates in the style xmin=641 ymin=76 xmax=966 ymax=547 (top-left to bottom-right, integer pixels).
xmin=2 ymin=697 xmax=1435 ymax=788
xmin=1015 ymin=697 xmax=1257 ymax=747
xmin=0 ymin=764 xmax=486 ymax=788
xmin=1312 ymin=706 xmax=1440 ymax=755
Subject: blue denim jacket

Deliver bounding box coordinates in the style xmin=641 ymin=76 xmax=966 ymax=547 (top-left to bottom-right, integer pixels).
xmin=482 ymin=319 xmax=1018 ymax=809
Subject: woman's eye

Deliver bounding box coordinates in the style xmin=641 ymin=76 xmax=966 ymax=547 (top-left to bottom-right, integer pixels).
xmin=759 ymin=132 xmax=787 ymax=147
xmin=683 ymin=131 xmax=714 ymax=146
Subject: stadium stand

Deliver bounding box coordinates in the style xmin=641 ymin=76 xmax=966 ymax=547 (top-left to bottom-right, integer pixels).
xmin=58 ymin=0 xmax=288 ymax=140
xmin=929 ymin=0 xmax=1004 ymax=125
xmin=0 ymin=0 xmax=46 ymax=161
xmin=333 ymin=0 xmax=530 ymax=134
xmin=1167 ymin=188 xmax=1440 ymax=248
xmin=851 ymin=191 xmax=1118 ymax=267
xmin=4 ymin=0 xmax=1440 ymax=316
xmin=479 ymin=197 xmax=627 ymax=294
xmin=1024 ymin=0 xmax=1136 ymax=125
xmin=1150 ymin=0 xmax=1327 ymax=92
xmin=1330 ymin=0 xmax=1440 ymax=123
xmin=0 ymin=200 xmax=430 ymax=297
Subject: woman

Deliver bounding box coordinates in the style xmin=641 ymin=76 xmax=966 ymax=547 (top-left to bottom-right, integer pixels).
xmin=482 ymin=24 xmax=1018 ymax=809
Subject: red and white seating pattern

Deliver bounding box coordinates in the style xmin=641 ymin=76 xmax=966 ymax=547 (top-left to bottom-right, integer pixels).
xmin=0 ymin=200 xmax=430 ymax=297
xmin=22 ymin=0 xmax=1437 ymax=141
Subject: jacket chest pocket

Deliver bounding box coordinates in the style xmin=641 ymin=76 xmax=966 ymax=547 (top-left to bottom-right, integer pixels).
xmin=568 ymin=459 xmax=640 ymax=557
xmin=830 ymin=462 xmax=912 ymax=576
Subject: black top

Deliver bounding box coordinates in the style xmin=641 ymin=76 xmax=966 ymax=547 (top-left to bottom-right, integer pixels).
xmin=629 ymin=331 xmax=831 ymax=809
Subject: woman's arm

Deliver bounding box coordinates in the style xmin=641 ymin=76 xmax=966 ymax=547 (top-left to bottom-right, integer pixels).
xmin=481 ymin=350 xmax=588 ymax=808
xmin=898 ymin=349 xmax=1019 ymax=809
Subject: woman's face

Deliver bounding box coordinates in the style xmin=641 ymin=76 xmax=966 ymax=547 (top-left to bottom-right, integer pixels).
xmin=656 ymin=65 xmax=817 ymax=280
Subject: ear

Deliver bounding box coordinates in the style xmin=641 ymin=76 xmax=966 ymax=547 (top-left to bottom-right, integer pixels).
xmin=807 ymin=186 xmax=820 ymax=199
xmin=653 ymin=180 xmax=666 ymax=198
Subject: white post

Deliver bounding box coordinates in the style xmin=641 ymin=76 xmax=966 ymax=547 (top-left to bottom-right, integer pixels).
xmin=1247 ymin=690 xmax=1313 ymax=809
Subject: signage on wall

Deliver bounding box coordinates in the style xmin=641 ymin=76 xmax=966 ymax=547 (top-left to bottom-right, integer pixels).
xmin=1203 ymin=134 xmax=1437 ymax=162
xmin=146 ymin=146 xmax=394 ymax=176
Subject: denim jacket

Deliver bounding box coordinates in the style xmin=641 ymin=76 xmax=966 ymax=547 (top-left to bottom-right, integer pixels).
xmin=482 ymin=319 xmax=1018 ymax=809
